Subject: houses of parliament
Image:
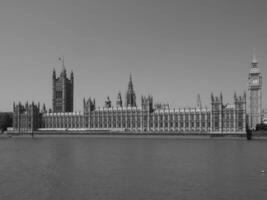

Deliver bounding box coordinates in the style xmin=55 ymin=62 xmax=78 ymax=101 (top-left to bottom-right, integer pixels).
xmin=12 ymin=54 xmax=263 ymax=134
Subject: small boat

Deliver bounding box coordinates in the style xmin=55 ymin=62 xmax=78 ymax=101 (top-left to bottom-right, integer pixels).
xmin=260 ymin=170 xmax=265 ymax=173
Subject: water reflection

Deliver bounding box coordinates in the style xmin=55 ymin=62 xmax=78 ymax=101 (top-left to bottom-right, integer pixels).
xmin=0 ymin=137 xmax=266 ymax=200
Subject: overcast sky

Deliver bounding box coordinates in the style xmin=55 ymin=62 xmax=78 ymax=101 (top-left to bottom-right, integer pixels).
xmin=0 ymin=0 xmax=266 ymax=111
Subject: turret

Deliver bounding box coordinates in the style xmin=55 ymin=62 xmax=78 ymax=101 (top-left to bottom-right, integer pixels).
xmin=52 ymin=68 xmax=56 ymax=80
xmin=83 ymin=98 xmax=86 ymax=108
xmin=211 ymin=93 xmax=224 ymax=132
xmin=149 ymin=95 xmax=154 ymax=112
xmin=141 ymin=95 xmax=153 ymax=113
xmin=25 ymin=101 xmax=29 ymax=110
xmin=105 ymin=96 xmax=111 ymax=108
xmin=42 ymin=103 xmax=47 ymax=113
xmin=70 ymin=70 xmax=74 ymax=82
xmin=211 ymin=93 xmax=214 ymax=102
xmin=116 ymin=92 xmax=123 ymax=107
xmin=234 ymin=92 xmax=237 ymax=101
xmin=83 ymin=97 xmax=96 ymax=114
xmin=196 ymin=94 xmax=202 ymax=108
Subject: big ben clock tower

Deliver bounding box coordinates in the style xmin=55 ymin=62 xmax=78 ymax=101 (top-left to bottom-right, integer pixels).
xmin=248 ymin=51 xmax=262 ymax=129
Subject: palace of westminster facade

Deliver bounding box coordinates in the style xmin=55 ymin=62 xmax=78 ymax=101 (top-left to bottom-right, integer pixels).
xmin=12 ymin=55 xmax=263 ymax=134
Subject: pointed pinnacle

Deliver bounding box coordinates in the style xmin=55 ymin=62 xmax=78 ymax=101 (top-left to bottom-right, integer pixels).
xmin=252 ymin=48 xmax=257 ymax=64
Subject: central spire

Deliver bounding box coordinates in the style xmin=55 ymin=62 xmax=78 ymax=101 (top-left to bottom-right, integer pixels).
xmin=128 ymin=73 xmax=133 ymax=90
xmin=126 ymin=73 xmax=136 ymax=107
xmin=252 ymin=48 xmax=257 ymax=64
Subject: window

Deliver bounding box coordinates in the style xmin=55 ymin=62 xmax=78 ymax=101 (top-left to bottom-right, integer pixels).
xmin=56 ymin=91 xmax=62 ymax=98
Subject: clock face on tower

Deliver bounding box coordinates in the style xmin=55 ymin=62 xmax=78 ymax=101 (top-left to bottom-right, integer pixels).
xmin=251 ymin=78 xmax=259 ymax=86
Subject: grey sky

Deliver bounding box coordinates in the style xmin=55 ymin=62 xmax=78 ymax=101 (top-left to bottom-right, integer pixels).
xmin=0 ymin=0 xmax=266 ymax=111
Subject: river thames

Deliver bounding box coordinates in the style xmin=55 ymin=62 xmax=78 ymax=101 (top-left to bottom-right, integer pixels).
xmin=0 ymin=136 xmax=267 ymax=200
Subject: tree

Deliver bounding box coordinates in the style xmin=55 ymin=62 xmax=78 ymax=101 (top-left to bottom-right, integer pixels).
xmin=0 ymin=113 xmax=12 ymax=133
xmin=255 ymin=123 xmax=267 ymax=131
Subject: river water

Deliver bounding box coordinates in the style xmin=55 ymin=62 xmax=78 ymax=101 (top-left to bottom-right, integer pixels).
xmin=0 ymin=136 xmax=267 ymax=200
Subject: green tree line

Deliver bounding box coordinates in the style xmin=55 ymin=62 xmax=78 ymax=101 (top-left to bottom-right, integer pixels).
xmin=0 ymin=113 xmax=12 ymax=132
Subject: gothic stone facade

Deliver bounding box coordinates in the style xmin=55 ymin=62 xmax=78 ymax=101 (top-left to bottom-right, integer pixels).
xmin=13 ymin=93 xmax=246 ymax=134
xmin=12 ymin=64 xmax=247 ymax=134
xmin=12 ymin=102 xmax=42 ymax=133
